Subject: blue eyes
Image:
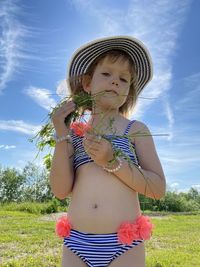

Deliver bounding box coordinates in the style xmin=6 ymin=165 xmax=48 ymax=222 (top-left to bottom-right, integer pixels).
xmin=101 ymin=72 xmax=128 ymax=83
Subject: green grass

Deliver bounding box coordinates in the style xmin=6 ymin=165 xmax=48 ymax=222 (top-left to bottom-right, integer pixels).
xmin=146 ymin=214 xmax=200 ymax=266
xmin=0 ymin=210 xmax=200 ymax=266
xmin=0 ymin=210 xmax=62 ymax=266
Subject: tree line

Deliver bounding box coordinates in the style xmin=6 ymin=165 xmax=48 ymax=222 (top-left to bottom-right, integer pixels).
xmin=0 ymin=162 xmax=200 ymax=212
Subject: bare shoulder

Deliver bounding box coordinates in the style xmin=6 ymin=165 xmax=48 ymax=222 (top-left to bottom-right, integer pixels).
xmin=129 ymin=120 xmax=165 ymax=179
xmin=129 ymin=119 xmax=155 ymax=156
xmin=129 ymin=120 xmax=150 ymax=143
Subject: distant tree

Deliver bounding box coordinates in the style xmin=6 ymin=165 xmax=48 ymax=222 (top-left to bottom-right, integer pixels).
xmin=187 ymin=187 xmax=200 ymax=202
xmin=0 ymin=166 xmax=25 ymax=202
xmin=0 ymin=162 xmax=53 ymax=203
xmin=21 ymin=161 xmax=53 ymax=202
xmin=139 ymin=190 xmax=200 ymax=212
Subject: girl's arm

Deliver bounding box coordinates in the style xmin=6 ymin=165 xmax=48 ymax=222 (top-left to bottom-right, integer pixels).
xmin=111 ymin=121 xmax=166 ymax=200
xmin=49 ymin=137 xmax=74 ymax=200
xmin=49 ymin=99 xmax=76 ymax=200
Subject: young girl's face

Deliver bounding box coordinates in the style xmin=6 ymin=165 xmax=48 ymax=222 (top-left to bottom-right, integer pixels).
xmin=85 ymin=56 xmax=132 ymax=112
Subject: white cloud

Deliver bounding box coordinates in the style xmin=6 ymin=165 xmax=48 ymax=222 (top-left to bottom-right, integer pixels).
xmin=10 ymin=152 xmax=47 ymax=173
xmin=15 ymin=157 xmax=46 ymax=172
xmin=174 ymin=72 xmax=200 ymax=112
xmin=0 ymin=0 xmax=28 ymax=93
xmin=69 ymin=0 xmax=124 ymax=35
xmin=183 ymin=72 xmax=200 ymax=85
xmin=0 ymin=145 xmax=16 ymax=150
xmin=24 ymin=86 xmax=57 ymax=111
xmin=191 ymin=185 xmax=200 ymax=192
xmin=0 ymin=120 xmax=41 ymax=135
xmin=165 ymin=104 xmax=174 ymax=129
xmin=158 ymin=127 xmax=200 ymax=165
xmin=161 ymin=156 xmax=200 ymax=164
xmin=170 ymin=182 xmax=180 ymax=189
xmin=0 ymin=0 xmax=54 ymax=93
xmin=56 ymin=79 xmax=70 ymax=98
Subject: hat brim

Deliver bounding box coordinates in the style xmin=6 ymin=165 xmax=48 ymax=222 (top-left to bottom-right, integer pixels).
xmin=67 ymin=36 xmax=153 ymax=95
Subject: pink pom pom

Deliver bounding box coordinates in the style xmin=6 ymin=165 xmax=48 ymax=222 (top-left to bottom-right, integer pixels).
xmin=55 ymin=215 xmax=72 ymax=238
xmin=136 ymin=215 xmax=154 ymax=240
xmin=117 ymin=215 xmax=154 ymax=245
xmin=117 ymin=221 xmax=139 ymax=245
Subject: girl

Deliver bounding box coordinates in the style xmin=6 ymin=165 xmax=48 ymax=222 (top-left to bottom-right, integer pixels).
xmin=50 ymin=36 xmax=166 ymax=267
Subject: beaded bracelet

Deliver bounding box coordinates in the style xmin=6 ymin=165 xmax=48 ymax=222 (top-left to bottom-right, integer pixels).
xmin=53 ymin=132 xmax=72 ymax=143
xmin=103 ymin=157 xmax=123 ymax=173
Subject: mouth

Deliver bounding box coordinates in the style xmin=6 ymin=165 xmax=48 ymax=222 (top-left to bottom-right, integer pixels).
xmin=105 ymin=90 xmax=118 ymax=95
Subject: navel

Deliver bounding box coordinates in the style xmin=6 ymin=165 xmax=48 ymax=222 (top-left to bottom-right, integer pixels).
xmin=92 ymin=203 xmax=98 ymax=209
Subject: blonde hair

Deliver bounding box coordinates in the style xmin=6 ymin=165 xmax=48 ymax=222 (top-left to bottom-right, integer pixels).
xmin=68 ymin=50 xmax=138 ymax=118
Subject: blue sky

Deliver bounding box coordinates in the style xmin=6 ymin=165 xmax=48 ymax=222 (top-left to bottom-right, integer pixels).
xmin=0 ymin=0 xmax=199 ymax=193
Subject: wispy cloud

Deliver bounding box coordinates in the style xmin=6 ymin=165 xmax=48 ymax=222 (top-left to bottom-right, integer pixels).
xmin=0 ymin=120 xmax=41 ymax=135
xmin=168 ymin=182 xmax=180 ymax=191
xmin=9 ymin=150 xmax=48 ymax=172
xmin=161 ymin=155 xmax=200 ymax=164
xmin=157 ymin=126 xmax=200 ymax=165
xmin=160 ymin=94 xmax=174 ymax=140
xmin=174 ymin=72 xmax=200 ymax=113
xmin=24 ymin=81 xmax=71 ymax=113
xmin=24 ymin=86 xmax=57 ymax=111
xmin=69 ymin=0 xmax=124 ymax=35
xmin=56 ymin=79 xmax=69 ymax=98
xmin=0 ymin=0 xmax=61 ymax=93
xmin=0 ymin=144 xmax=16 ymax=150
xmin=0 ymin=0 xmax=28 ymax=93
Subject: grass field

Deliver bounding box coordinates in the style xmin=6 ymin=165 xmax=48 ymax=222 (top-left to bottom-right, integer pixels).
xmin=0 ymin=210 xmax=199 ymax=267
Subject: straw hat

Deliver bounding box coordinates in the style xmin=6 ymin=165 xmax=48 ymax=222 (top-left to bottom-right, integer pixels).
xmin=67 ymin=36 xmax=153 ymax=95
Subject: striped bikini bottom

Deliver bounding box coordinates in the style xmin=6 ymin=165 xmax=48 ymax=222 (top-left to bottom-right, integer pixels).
xmin=56 ymin=214 xmax=154 ymax=267
xmin=63 ymin=228 xmax=143 ymax=267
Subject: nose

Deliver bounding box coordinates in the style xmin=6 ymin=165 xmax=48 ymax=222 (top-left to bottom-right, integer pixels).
xmin=111 ymin=80 xmax=119 ymax=86
xmin=112 ymin=81 xmax=118 ymax=86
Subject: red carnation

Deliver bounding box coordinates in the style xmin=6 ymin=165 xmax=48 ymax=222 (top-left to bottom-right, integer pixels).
xmin=70 ymin=121 xmax=92 ymax=137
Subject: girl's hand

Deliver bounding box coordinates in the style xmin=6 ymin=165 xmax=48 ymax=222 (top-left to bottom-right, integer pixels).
xmin=51 ymin=100 xmax=76 ymax=135
xmin=83 ymin=132 xmax=114 ymax=167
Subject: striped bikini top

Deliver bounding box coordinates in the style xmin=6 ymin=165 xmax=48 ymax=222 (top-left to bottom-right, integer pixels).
xmin=70 ymin=120 xmax=140 ymax=172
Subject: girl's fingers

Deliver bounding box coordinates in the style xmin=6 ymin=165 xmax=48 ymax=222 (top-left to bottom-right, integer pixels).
xmin=84 ymin=134 xmax=103 ymax=145
xmin=89 ymin=151 xmax=96 ymax=158
xmin=84 ymin=142 xmax=99 ymax=152
xmin=83 ymin=139 xmax=100 ymax=153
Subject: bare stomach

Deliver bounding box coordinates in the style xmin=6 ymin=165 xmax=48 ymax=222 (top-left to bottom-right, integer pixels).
xmin=67 ymin=162 xmax=141 ymax=234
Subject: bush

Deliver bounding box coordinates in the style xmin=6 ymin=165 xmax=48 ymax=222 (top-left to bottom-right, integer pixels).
xmin=0 ymin=199 xmax=69 ymax=214
xmin=139 ymin=190 xmax=200 ymax=212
